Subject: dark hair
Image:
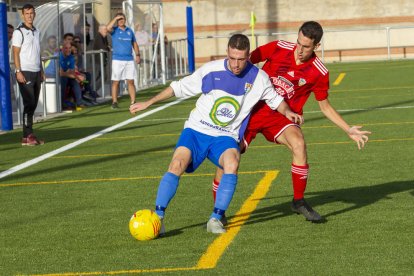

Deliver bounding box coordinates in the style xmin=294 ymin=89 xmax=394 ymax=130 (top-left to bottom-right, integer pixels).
xmin=47 ymin=35 xmax=57 ymax=42
xmin=299 ymin=21 xmax=323 ymax=45
xmin=7 ymin=24 xmax=14 ymax=29
xmin=63 ymin=33 xmax=74 ymax=39
xmin=228 ymin=34 xmax=250 ymax=53
xmin=22 ymin=4 xmax=35 ymax=13
xmin=116 ymin=12 xmax=126 ymax=19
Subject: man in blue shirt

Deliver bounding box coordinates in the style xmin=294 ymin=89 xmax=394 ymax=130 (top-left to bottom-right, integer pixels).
xmin=107 ymin=13 xmax=141 ymax=109
xmin=59 ymin=42 xmax=86 ymax=109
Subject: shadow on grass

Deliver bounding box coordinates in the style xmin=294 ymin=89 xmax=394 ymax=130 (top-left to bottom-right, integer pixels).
xmin=1 ymin=143 xmax=175 ymax=182
xmin=226 ymin=180 xmax=414 ymax=227
xmin=143 ymin=180 xmax=414 ymax=237
xmin=0 ymin=119 xmax=178 ymax=150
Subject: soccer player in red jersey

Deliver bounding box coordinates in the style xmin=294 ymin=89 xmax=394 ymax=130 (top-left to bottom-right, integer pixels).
xmin=212 ymin=21 xmax=371 ymax=223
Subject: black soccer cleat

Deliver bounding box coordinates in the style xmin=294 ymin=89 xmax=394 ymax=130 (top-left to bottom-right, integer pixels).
xmin=220 ymin=213 xmax=228 ymax=226
xmin=291 ymin=198 xmax=322 ymax=222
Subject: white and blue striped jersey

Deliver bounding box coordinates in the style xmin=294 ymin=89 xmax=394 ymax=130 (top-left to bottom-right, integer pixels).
xmin=170 ymin=59 xmax=284 ymax=141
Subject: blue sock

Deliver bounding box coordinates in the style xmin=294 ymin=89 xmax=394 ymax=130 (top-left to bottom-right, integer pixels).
xmin=210 ymin=173 xmax=237 ymax=220
xmin=155 ymin=172 xmax=180 ymax=218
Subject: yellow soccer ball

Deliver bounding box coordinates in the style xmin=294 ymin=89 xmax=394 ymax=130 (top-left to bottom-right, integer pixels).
xmin=129 ymin=209 xmax=161 ymax=241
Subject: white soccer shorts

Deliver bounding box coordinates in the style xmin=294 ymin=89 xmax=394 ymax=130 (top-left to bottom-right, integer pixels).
xmin=111 ymin=60 xmax=136 ymax=81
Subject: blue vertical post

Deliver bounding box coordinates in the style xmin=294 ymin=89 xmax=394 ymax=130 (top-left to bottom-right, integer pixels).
xmin=0 ymin=0 xmax=13 ymax=131
xmin=186 ymin=1 xmax=195 ymax=73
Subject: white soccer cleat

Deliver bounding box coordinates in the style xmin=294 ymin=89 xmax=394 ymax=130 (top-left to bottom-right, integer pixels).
xmin=206 ymin=218 xmax=226 ymax=234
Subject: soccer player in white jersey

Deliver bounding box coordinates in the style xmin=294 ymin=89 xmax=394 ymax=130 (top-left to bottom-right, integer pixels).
xmin=130 ymin=34 xmax=303 ymax=234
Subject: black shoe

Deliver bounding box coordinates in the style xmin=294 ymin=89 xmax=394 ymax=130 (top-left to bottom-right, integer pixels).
xmin=111 ymin=102 xmax=119 ymax=109
xmin=220 ymin=214 xmax=228 ymax=226
xmin=291 ymin=198 xmax=322 ymax=222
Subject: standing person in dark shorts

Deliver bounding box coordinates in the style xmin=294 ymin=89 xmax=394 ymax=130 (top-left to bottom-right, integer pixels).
xmin=12 ymin=3 xmax=45 ymax=146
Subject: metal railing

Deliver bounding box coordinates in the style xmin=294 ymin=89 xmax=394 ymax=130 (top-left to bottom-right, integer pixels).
xmin=183 ymin=25 xmax=414 ymax=64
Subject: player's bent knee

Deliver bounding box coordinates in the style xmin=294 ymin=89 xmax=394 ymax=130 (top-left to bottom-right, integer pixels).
xmin=168 ymin=158 xmax=187 ymax=175
xmin=222 ymin=160 xmax=239 ymax=174
xmin=291 ymin=138 xmax=306 ymax=152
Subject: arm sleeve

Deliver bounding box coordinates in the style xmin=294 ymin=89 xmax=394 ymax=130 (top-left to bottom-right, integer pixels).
xmin=69 ymin=56 xmax=76 ymax=70
xmin=130 ymin=28 xmax=137 ymax=43
xmin=12 ymin=30 xmax=23 ymax=48
xmin=313 ymin=72 xmax=330 ymax=101
xmin=170 ymin=66 xmax=204 ymax=98
xmin=257 ymin=72 xmax=284 ymax=110
xmin=250 ymin=41 xmax=278 ymax=64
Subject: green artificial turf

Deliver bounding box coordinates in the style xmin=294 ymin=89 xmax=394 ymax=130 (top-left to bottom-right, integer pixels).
xmin=0 ymin=60 xmax=413 ymax=275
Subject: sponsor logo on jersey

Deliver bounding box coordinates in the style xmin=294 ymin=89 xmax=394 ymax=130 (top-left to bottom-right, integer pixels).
xmin=244 ymin=82 xmax=252 ymax=93
xmin=209 ymin=96 xmax=240 ymax=126
xmin=298 ymin=78 xmax=306 ymax=86
xmin=270 ymin=76 xmax=295 ymax=99
xmin=287 ymin=71 xmax=295 ymax=77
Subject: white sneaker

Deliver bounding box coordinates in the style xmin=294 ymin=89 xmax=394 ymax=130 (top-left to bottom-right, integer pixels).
xmin=206 ymin=218 xmax=226 ymax=234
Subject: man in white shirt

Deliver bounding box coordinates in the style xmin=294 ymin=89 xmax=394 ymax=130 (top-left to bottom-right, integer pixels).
xmin=130 ymin=34 xmax=303 ymax=235
xmin=12 ymin=4 xmax=45 ymax=146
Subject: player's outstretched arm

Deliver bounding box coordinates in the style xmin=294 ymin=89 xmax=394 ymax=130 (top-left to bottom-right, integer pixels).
xmin=276 ymin=101 xmax=304 ymax=125
xmin=129 ymin=86 xmax=175 ymax=115
xmin=318 ymin=99 xmax=371 ymax=150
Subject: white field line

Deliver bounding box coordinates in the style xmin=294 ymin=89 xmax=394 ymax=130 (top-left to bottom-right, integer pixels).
xmin=0 ymin=98 xmax=187 ymax=180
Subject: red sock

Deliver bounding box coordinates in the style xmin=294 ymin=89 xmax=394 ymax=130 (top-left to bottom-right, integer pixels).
xmin=291 ymin=164 xmax=309 ymax=200
xmin=212 ymin=179 xmax=220 ymax=202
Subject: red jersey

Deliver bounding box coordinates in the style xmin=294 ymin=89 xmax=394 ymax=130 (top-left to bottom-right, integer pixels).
xmin=250 ymin=40 xmax=329 ymax=115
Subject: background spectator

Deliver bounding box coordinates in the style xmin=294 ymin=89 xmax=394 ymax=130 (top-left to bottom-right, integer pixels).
xmin=106 ymin=12 xmax=141 ymax=109
xmin=93 ymin=24 xmax=111 ymax=84
xmin=12 ymin=4 xmax=45 ymax=146
xmin=42 ymin=35 xmax=59 ymax=78
xmin=59 ymin=42 xmax=90 ymax=109
xmin=135 ymin=23 xmax=150 ymax=47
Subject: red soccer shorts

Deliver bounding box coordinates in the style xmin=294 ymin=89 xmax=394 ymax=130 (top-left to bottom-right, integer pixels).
xmin=241 ymin=104 xmax=299 ymax=153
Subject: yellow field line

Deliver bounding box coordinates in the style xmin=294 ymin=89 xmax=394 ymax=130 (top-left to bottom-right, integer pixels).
xmin=332 ymin=85 xmax=414 ymax=93
xmin=26 ymin=171 xmax=278 ymax=276
xmin=0 ymin=170 xmax=272 ymax=188
xmin=26 ymin=266 xmax=203 ymax=276
xmin=197 ymin=170 xmax=278 ymax=269
xmin=333 ymin=73 xmax=346 ymax=86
